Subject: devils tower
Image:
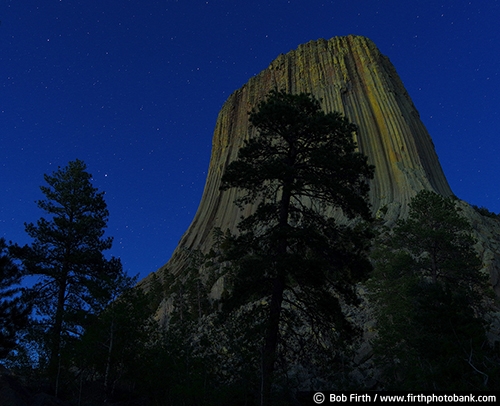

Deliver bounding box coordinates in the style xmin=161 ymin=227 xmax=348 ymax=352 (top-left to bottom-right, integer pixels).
xmin=146 ymin=35 xmax=499 ymax=295
xmin=155 ymin=36 xmax=452 ymax=269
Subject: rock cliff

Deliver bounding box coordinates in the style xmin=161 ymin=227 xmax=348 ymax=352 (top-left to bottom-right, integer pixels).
xmin=145 ymin=35 xmax=500 ymax=296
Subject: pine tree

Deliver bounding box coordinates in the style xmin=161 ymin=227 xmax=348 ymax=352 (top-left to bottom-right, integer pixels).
xmin=371 ymin=191 xmax=492 ymax=389
xmin=219 ymin=90 xmax=374 ymax=404
xmin=0 ymin=238 xmax=30 ymax=358
xmin=74 ymin=278 xmax=162 ymax=402
xmin=11 ymin=159 xmax=125 ymax=394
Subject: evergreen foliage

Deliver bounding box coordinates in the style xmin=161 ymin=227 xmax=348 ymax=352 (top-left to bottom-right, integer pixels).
xmin=370 ymin=190 xmax=495 ymax=390
xmin=0 ymin=238 xmax=30 ymax=359
xmin=10 ymin=159 xmax=127 ymax=395
xmin=73 ymin=277 xmax=162 ymax=402
xmin=472 ymin=204 xmax=500 ymax=220
xmin=217 ymin=90 xmax=375 ymax=404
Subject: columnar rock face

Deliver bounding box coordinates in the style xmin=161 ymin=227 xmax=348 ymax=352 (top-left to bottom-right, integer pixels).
xmin=147 ymin=35 xmax=500 ymax=295
xmin=155 ymin=36 xmax=452 ymax=271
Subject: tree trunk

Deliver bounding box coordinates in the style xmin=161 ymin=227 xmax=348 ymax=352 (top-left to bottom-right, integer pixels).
xmin=50 ymin=273 xmax=68 ymax=397
xmin=261 ymin=276 xmax=285 ymax=406
xmin=260 ymin=182 xmax=292 ymax=406
xmin=104 ymin=318 xmax=114 ymax=401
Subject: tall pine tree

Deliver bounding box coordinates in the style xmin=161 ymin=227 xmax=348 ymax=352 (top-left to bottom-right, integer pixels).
xmin=12 ymin=159 xmax=125 ymax=395
xmin=219 ymin=90 xmax=374 ymax=405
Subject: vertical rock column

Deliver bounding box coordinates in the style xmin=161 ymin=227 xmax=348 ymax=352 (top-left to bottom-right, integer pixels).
xmin=158 ymin=35 xmax=453 ymax=275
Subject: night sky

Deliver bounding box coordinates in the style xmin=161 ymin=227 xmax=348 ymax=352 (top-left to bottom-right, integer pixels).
xmin=2 ymin=0 xmax=499 ymax=280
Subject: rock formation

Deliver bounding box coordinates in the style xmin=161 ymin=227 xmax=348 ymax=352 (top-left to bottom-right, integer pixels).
xmin=144 ymin=35 xmax=500 ymax=296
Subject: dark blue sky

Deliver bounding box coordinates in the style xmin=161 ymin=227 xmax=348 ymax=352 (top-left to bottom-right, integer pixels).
xmin=2 ymin=0 xmax=499 ymax=280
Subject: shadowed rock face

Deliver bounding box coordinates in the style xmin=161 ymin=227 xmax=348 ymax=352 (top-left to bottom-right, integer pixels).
xmin=146 ymin=35 xmax=500 ymax=295
xmin=155 ymin=36 xmax=451 ymax=267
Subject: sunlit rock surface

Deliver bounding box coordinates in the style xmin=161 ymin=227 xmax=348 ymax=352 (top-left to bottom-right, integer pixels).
xmin=144 ymin=35 xmax=500 ymax=296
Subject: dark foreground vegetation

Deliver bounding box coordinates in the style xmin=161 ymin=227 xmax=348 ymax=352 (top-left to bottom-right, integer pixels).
xmin=1 ymin=92 xmax=499 ymax=406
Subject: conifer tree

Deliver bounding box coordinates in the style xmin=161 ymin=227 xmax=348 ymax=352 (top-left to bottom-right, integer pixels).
xmin=371 ymin=191 xmax=491 ymax=389
xmin=0 ymin=238 xmax=30 ymax=358
xmin=219 ymin=90 xmax=374 ymax=404
xmin=74 ymin=278 xmax=161 ymax=402
xmin=11 ymin=159 xmax=125 ymax=394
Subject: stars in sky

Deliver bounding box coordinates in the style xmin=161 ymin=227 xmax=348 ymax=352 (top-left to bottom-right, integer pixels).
xmin=1 ymin=0 xmax=499 ymax=279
